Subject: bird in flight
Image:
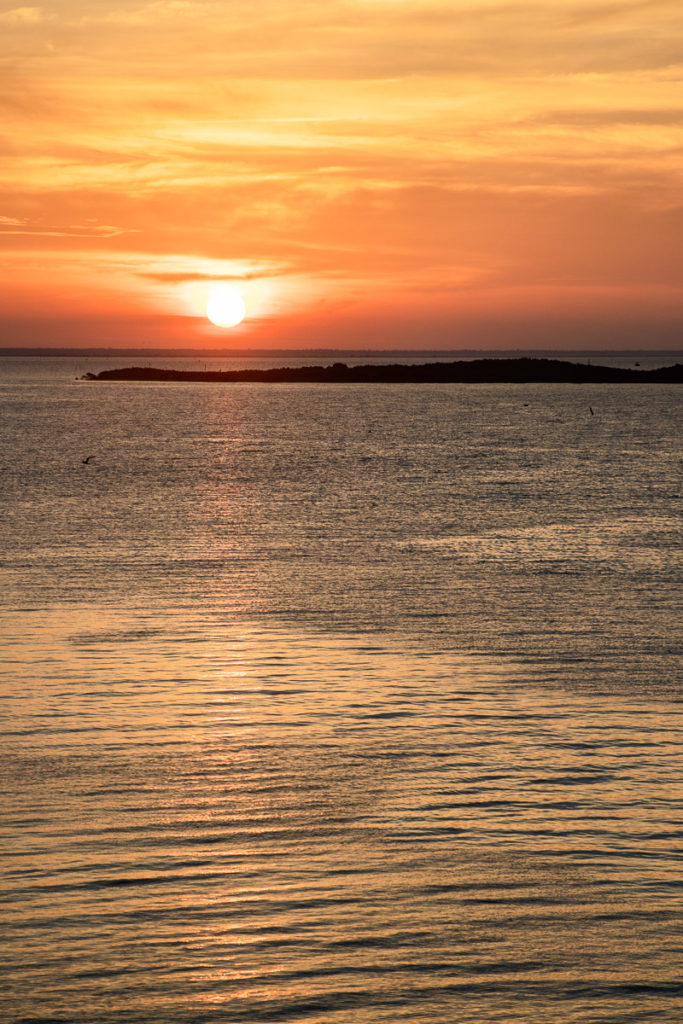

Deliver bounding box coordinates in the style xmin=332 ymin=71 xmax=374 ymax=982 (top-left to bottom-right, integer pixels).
xmin=82 ymin=455 xmax=95 ymax=464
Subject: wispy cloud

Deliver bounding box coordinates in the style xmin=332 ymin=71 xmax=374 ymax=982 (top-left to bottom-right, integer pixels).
xmin=564 ymin=0 xmax=679 ymax=27
xmin=0 ymin=219 xmax=135 ymax=237
xmin=1 ymin=0 xmax=682 ymax=343
xmin=0 ymin=7 xmax=48 ymax=25
xmin=138 ymin=266 xmax=294 ymax=284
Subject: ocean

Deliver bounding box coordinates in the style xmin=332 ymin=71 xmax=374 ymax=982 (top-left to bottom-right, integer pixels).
xmin=1 ymin=355 xmax=681 ymax=1023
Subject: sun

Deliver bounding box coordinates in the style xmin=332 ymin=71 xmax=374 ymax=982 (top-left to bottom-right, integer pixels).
xmin=206 ymin=284 xmax=246 ymax=327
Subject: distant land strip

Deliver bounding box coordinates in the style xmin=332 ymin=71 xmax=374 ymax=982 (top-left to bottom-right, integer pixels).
xmin=83 ymin=358 xmax=682 ymax=384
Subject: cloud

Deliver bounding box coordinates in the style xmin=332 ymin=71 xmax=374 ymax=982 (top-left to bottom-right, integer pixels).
xmin=0 ymin=219 xmax=135 ymax=237
xmin=137 ymin=265 xmax=293 ymax=283
xmin=564 ymin=0 xmax=679 ymax=27
xmin=0 ymin=7 xmax=46 ymax=25
xmin=530 ymin=107 xmax=683 ymax=126
xmin=5 ymin=0 xmax=680 ymax=78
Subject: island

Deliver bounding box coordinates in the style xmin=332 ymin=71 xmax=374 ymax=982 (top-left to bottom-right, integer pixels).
xmin=81 ymin=357 xmax=683 ymax=384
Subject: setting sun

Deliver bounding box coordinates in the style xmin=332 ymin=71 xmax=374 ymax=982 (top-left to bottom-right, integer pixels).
xmin=206 ymin=285 xmax=246 ymax=328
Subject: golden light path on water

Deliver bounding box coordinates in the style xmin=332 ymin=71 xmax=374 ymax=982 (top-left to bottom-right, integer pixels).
xmin=0 ymin=368 xmax=681 ymax=1022
xmin=2 ymin=605 xmax=682 ymax=1023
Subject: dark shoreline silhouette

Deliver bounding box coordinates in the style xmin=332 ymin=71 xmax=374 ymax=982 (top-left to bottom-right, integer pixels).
xmin=82 ymin=357 xmax=682 ymax=384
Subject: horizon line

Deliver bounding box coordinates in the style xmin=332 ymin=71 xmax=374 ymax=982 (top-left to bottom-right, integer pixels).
xmin=3 ymin=346 xmax=682 ymax=359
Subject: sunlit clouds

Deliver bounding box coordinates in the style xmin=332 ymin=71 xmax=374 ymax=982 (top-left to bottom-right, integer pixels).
xmin=1 ymin=0 xmax=682 ymax=348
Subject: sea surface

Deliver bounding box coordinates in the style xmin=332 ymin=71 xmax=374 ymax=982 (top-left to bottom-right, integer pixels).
xmin=1 ymin=356 xmax=681 ymax=1023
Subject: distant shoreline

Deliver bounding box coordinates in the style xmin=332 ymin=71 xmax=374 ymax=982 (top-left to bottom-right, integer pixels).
xmin=82 ymin=357 xmax=683 ymax=384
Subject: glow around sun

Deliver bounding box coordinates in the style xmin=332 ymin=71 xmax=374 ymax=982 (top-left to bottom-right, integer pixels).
xmin=206 ymin=284 xmax=246 ymax=327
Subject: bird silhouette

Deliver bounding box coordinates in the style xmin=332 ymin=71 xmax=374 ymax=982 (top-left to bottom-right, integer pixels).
xmin=82 ymin=455 xmax=94 ymax=464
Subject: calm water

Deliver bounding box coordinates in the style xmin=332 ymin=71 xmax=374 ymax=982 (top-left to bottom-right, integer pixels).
xmin=1 ymin=358 xmax=681 ymax=1023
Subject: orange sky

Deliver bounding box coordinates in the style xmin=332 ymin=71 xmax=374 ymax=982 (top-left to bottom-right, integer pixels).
xmin=1 ymin=0 xmax=682 ymax=350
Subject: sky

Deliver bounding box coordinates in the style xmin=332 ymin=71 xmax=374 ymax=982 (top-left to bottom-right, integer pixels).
xmin=1 ymin=0 xmax=682 ymax=350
